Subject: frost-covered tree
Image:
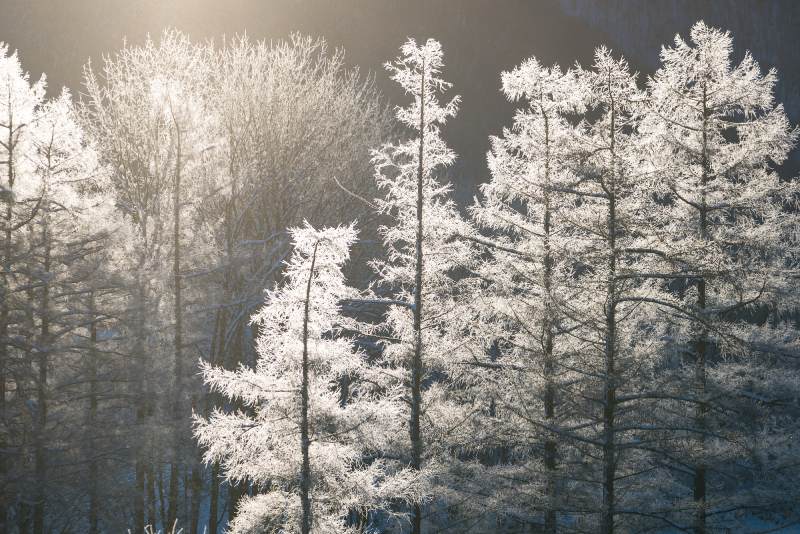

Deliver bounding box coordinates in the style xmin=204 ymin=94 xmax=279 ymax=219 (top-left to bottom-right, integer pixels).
xmin=371 ymin=38 xmax=475 ymax=534
xmin=555 ymin=49 xmax=672 ymax=534
xmin=467 ymin=58 xmax=587 ymax=532
xmin=147 ymin=38 xmax=214 ymax=532
xmin=641 ymin=22 xmax=800 ymax=532
xmin=81 ymin=31 xmax=218 ymax=532
xmin=196 ymin=223 xmax=413 ymax=534
xmin=81 ymin=31 xmax=395 ymax=532
xmin=25 ymin=88 xmax=96 ymax=534
xmin=191 ymin=34 xmax=394 ymax=533
xmin=0 ymin=56 xmax=114 ymax=532
xmin=0 ymin=43 xmax=46 ymax=532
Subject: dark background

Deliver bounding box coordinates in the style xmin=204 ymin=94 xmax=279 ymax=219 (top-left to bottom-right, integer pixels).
xmin=2 ymin=0 xmax=798 ymax=202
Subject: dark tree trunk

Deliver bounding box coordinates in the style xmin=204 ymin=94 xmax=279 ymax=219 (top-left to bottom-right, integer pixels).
xmin=410 ymin=56 xmax=426 ymax=534
xmin=33 ymin=217 xmax=51 ymax=534
xmin=189 ymin=434 xmax=202 ymax=534
xmin=299 ymin=241 xmax=319 ymax=534
xmin=0 ymin=107 xmax=16 ymax=534
xmin=134 ymin=279 xmax=147 ymax=534
xmin=88 ymin=290 xmax=99 ymax=534
xmin=167 ymin=123 xmax=184 ymax=533
xmin=693 ymin=82 xmax=710 ymax=534
xmin=208 ymin=462 xmax=221 ymax=534
xmin=601 ymin=97 xmax=618 ymax=534
xmin=541 ymin=110 xmax=558 ymax=534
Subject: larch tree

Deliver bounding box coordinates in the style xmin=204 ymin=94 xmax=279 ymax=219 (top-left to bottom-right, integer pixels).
xmin=467 ymin=58 xmax=587 ymax=532
xmin=192 ymin=34 xmax=394 ymax=532
xmin=3 ymin=79 xmax=111 ymax=534
xmin=195 ymin=223 xmax=414 ymax=534
xmin=371 ymin=38 xmax=476 ymax=534
xmin=563 ymin=49 xmax=672 ymax=533
xmin=642 ymin=21 xmax=800 ymax=532
xmin=26 ymin=88 xmax=95 ymax=534
xmin=0 ymin=43 xmax=46 ymax=533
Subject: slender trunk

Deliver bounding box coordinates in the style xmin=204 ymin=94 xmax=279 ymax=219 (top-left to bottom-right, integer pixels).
xmin=33 ymin=216 xmax=51 ymax=534
xmin=299 ymin=241 xmax=319 ymax=534
xmin=208 ymin=462 xmax=221 ymax=534
xmin=541 ymin=110 xmax=558 ymax=534
xmin=0 ymin=220 xmax=8 ymax=534
xmin=88 ymin=290 xmax=99 ymax=534
xmin=13 ymin=229 xmax=31 ymax=533
xmin=0 ymin=104 xmax=15 ymax=534
xmin=189 ymin=431 xmax=202 ymax=534
xmin=207 ymin=183 xmax=236 ymax=534
xmin=225 ymin=324 xmax=245 ymax=525
xmin=205 ymin=309 xmax=225 ymax=534
xmin=409 ymin=57 xmax=426 ymax=534
xmin=168 ymin=124 xmax=184 ymax=532
xmin=601 ymin=94 xmax=618 ymax=534
xmin=693 ymin=83 xmax=710 ymax=534
xmin=134 ymin=279 xmax=147 ymax=534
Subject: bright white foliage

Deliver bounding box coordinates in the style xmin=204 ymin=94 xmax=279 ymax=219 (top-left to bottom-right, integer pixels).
xmin=466 ymin=57 xmax=588 ymax=521
xmin=370 ymin=39 xmax=478 ymax=519
xmin=639 ymin=21 xmax=800 ymax=528
xmin=0 ymin=42 xmax=46 ymax=199
xmin=195 ymin=223 xmax=415 ymax=534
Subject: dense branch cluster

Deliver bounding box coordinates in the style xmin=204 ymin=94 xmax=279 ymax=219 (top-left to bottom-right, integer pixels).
xmin=0 ymin=22 xmax=798 ymax=534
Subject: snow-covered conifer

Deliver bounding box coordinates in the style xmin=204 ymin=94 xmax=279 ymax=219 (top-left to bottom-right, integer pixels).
xmin=467 ymin=58 xmax=587 ymax=532
xmin=641 ymin=21 xmax=800 ymax=532
xmin=196 ymin=223 xmax=414 ymax=534
xmin=371 ymin=38 xmax=475 ymax=533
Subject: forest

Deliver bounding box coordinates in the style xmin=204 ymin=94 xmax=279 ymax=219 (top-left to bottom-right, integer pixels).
xmin=0 ymin=18 xmax=799 ymax=534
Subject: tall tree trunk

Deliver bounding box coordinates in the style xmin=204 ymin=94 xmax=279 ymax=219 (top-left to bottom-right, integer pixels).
xmin=541 ymin=110 xmax=558 ymax=534
xmin=204 ymin=312 xmax=224 ymax=534
xmin=410 ymin=57 xmax=426 ymax=534
xmin=18 ymin=227 xmax=35 ymax=534
xmin=299 ymin=241 xmax=319 ymax=534
xmin=167 ymin=125 xmax=184 ymax=532
xmin=0 ymin=107 xmax=16 ymax=534
xmin=0 ymin=211 xmax=9 ymax=534
xmin=134 ymin=279 xmax=147 ymax=534
xmin=225 ymin=323 xmax=246 ymax=526
xmin=33 ymin=217 xmax=51 ymax=534
xmin=693 ymin=82 xmax=710 ymax=534
xmin=204 ymin=306 xmax=226 ymax=534
xmin=88 ymin=290 xmax=99 ymax=534
xmin=601 ymin=99 xmax=618 ymax=534
xmin=206 ymin=184 xmax=237 ymax=534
